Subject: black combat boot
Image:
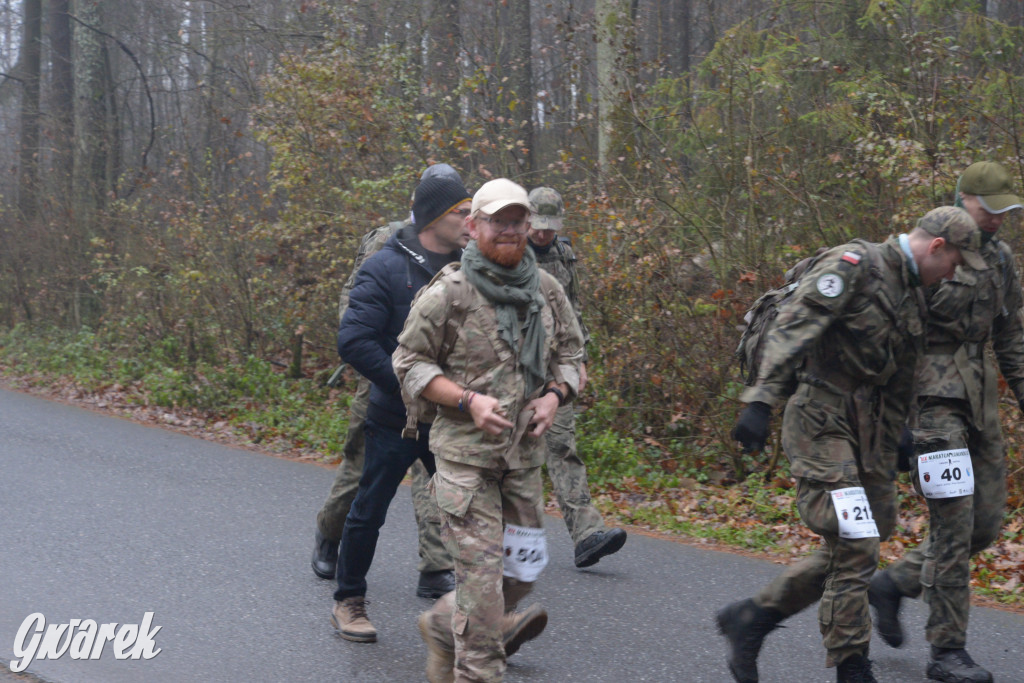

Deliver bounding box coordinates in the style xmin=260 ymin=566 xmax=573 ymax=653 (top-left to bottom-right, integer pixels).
xmin=416 ymin=570 xmax=455 ymax=599
xmin=836 ymin=653 xmax=877 ymax=683
xmin=868 ymin=569 xmax=905 ymax=648
xmin=311 ymin=529 xmax=339 ymax=580
xmin=715 ymin=598 xmax=784 ymax=683
xmin=574 ymin=528 xmax=627 ymax=568
xmin=926 ymin=646 xmax=993 ymax=683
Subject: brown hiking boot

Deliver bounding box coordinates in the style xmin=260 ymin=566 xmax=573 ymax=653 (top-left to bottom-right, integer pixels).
xmin=501 ymin=603 xmax=548 ymax=657
xmin=330 ymin=597 xmax=377 ymax=643
xmin=417 ymin=610 xmax=455 ymax=683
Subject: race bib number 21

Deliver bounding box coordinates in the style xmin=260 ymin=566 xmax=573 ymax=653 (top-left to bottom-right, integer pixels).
xmin=830 ymin=487 xmax=879 ymax=539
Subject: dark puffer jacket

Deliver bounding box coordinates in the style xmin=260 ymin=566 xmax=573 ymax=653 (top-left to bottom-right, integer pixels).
xmin=337 ymin=225 xmax=460 ymax=430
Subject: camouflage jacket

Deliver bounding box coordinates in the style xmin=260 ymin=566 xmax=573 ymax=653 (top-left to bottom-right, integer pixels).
xmin=393 ymin=263 xmax=585 ymax=469
xmin=742 ymin=237 xmax=926 ymax=454
xmin=915 ymin=238 xmax=1024 ymax=421
xmin=337 ymin=220 xmax=408 ymax=323
xmin=531 ymin=239 xmax=592 ymax=357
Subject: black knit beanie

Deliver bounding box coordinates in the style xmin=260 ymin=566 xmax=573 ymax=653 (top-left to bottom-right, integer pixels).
xmin=413 ymin=177 xmax=471 ymax=232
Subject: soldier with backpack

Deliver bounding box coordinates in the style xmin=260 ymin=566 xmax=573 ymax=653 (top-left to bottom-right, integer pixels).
xmin=526 ymin=186 xmax=627 ymax=568
xmin=718 ymin=207 xmax=986 ymax=683
xmin=869 ymin=163 xmax=1024 ymax=683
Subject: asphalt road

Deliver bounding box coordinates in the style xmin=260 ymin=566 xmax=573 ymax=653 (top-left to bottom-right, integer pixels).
xmin=2 ymin=387 xmax=1023 ymax=682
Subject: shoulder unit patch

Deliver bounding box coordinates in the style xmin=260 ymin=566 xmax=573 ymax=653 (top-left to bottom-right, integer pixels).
xmin=816 ymin=273 xmax=845 ymax=298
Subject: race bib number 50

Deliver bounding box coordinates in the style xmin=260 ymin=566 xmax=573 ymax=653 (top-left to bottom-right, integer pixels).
xmin=503 ymin=524 xmax=548 ymax=582
xmin=917 ymin=449 xmax=974 ymax=499
xmin=830 ymin=487 xmax=879 ymax=539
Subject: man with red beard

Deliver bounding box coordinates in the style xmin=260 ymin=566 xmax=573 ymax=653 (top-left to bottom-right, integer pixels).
xmin=394 ymin=178 xmax=585 ymax=682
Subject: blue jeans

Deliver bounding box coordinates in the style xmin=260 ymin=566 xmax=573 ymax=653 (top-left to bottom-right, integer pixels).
xmin=334 ymin=419 xmax=435 ymax=600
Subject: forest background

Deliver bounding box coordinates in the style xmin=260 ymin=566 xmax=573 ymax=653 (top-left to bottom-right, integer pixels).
xmin=1 ymin=0 xmax=1023 ymax=604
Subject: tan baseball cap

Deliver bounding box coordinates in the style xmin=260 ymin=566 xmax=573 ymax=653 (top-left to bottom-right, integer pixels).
xmin=917 ymin=206 xmax=987 ymax=271
xmin=472 ymin=178 xmax=530 ymax=216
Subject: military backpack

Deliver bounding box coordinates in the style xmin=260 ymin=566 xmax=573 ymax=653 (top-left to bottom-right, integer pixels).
xmin=734 ymin=252 xmax=822 ymax=387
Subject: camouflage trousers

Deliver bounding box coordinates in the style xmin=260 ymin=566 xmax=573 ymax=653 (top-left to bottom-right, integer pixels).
xmin=755 ymin=384 xmax=896 ymax=667
xmin=315 ymin=377 xmax=448 ymax=573
xmin=545 ymin=403 xmax=606 ymax=545
xmin=885 ymin=396 xmax=1007 ymax=648
xmin=425 ymin=458 xmax=545 ymax=683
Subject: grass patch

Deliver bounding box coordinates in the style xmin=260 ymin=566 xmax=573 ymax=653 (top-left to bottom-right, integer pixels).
xmin=0 ymin=324 xmax=351 ymax=459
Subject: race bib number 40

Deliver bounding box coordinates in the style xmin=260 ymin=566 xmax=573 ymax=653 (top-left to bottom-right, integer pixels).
xmin=830 ymin=487 xmax=879 ymax=539
xmin=917 ymin=449 xmax=974 ymax=499
xmin=503 ymin=524 xmax=548 ymax=582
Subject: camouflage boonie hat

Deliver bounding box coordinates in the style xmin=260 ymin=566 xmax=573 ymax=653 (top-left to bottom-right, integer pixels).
xmin=917 ymin=206 xmax=987 ymax=271
xmin=528 ymin=187 xmax=564 ymax=231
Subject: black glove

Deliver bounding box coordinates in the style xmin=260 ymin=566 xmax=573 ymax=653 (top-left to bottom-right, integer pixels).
xmin=897 ymin=426 xmax=915 ymax=473
xmin=732 ymin=402 xmax=771 ymax=453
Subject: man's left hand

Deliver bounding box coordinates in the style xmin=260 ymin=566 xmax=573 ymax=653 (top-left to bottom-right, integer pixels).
xmin=526 ymin=392 xmax=560 ymax=437
xmin=897 ymin=426 xmax=915 ymax=472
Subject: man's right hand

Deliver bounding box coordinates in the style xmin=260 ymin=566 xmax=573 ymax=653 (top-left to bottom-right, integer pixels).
xmin=468 ymin=393 xmax=515 ymax=435
xmin=732 ymin=402 xmax=771 ymax=453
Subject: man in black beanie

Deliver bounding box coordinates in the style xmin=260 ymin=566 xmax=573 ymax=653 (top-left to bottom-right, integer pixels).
xmin=313 ymin=163 xmax=466 ymax=601
xmin=330 ymin=176 xmax=472 ymax=643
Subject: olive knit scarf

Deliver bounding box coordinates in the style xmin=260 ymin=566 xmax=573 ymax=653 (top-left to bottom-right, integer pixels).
xmin=461 ymin=240 xmax=547 ymax=397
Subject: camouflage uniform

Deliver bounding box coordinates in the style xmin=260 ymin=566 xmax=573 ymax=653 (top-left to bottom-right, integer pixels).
xmin=742 ymin=236 xmax=927 ymax=667
xmin=882 ymin=236 xmax=1024 ymax=648
xmin=530 ymin=237 xmax=606 ymax=544
xmin=394 ymin=261 xmax=584 ymax=682
xmin=316 ymin=221 xmax=446 ymax=573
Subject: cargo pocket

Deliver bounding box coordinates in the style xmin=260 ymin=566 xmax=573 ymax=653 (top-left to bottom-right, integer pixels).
xmin=452 ymin=607 xmax=469 ymax=636
xmin=921 ymin=555 xmax=936 ymax=589
xmin=434 ymin=471 xmax=475 ymax=519
xmin=820 ymin=591 xmax=835 ymax=627
xmin=783 ymin=397 xmax=848 ymax=483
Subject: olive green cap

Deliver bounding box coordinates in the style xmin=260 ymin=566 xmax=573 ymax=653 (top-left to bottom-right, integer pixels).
xmin=959 ymin=161 xmax=1022 ymax=214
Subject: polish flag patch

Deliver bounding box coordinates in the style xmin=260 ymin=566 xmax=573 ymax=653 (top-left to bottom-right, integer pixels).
xmin=841 ymin=251 xmax=862 ymax=265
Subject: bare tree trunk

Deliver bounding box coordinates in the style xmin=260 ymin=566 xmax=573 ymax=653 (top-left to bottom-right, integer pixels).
xmin=509 ymin=0 xmax=534 ymax=176
xmin=671 ymin=0 xmax=691 ymax=75
xmin=18 ymin=0 xmax=42 ymax=220
xmin=425 ymin=0 xmax=461 ymax=131
xmin=595 ymin=0 xmax=630 ymax=175
xmin=48 ymin=0 xmax=74 ymax=211
xmin=72 ymin=1 xmax=113 ymax=223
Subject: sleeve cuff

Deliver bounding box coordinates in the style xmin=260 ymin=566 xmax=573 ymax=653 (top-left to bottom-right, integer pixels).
xmin=403 ymin=363 xmax=445 ymax=400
